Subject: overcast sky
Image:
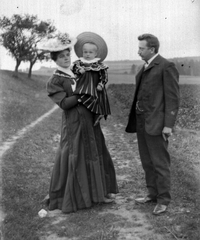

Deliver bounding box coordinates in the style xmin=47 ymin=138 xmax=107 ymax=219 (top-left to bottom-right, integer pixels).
xmin=0 ymin=0 xmax=199 ymax=70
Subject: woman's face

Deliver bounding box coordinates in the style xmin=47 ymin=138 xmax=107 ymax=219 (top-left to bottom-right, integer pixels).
xmin=55 ymin=49 xmax=71 ymax=68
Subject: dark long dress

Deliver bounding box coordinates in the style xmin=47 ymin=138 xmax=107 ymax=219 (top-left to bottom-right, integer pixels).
xmin=46 ymin=72 xmax=118 ymax=213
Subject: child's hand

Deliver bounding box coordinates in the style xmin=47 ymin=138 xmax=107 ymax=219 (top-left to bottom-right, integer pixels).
xmin=78 ymin=67 xmax=85 ymax=74
xmin=97 ymin=82 xmax=103 ymax=91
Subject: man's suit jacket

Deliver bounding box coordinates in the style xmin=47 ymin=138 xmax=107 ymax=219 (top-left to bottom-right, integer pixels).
xmin=125 ymin=54 xmax=180 ymax=135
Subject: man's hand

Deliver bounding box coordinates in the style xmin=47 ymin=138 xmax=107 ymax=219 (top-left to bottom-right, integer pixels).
xmin=162 ymin=127 xmax=172 ymax=141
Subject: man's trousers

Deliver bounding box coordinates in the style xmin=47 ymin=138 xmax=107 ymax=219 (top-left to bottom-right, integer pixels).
xmin=136 ymin=113 xmax=171 ymax=205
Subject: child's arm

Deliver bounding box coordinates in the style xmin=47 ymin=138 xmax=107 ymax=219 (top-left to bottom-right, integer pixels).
xmin=78 ymin=66 xmax=85 ymax=74
xmin=72 ymin=61 xmax=85 ymax=75
xmin=97 ymin=69 xmax=108 ymax=91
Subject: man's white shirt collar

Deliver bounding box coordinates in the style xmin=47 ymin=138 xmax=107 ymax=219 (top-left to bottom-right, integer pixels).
xmin=145 ymin=53 xmax=159 ymax=68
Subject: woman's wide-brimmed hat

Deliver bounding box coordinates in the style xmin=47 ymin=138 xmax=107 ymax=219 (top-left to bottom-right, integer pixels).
xmin=74 ymin=32 xmax=108 ymax=61
xmin=37 ymin=33 xmax=77 ymax=52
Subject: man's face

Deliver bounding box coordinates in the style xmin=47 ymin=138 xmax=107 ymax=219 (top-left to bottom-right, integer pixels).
xmin=55 ymin=49 xmax=71 ymax=68
xmin=138 ymin=40 xmax=154 ymax=62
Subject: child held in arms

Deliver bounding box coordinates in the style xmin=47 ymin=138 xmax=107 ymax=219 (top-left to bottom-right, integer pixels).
xmin=72 ymin=32 xmax=111 ymax=126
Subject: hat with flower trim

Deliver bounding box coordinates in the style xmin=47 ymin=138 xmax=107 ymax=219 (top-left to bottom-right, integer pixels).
xmin=74 ymin=32 xmax=108 ymax=61
xmin=38 ymin=33 xmax=77 ymax=52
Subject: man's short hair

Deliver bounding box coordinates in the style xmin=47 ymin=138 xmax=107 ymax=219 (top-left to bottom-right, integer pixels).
xmin=138 ymin=34 xmax=160 ymax=53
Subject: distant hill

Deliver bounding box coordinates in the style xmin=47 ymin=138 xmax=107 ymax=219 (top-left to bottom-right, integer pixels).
xmin=33 ymin=66 xmax=55 ymax=76
xmin=33 ymin=56 xmax=200 ymax=76
xmin=104 ymin=60 xmax=143 ymax=74
xmin=169 ymin=56 xmax=200 ymax=61
xmin=33 ymin=60 xmax=143 ymax=76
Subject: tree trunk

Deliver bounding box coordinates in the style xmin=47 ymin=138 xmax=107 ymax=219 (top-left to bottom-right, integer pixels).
xmin=28 ymin=60 xmax=36 ymax=78
xmin=28 ymin=62 xmax=33 ymax=78
xmin=12 ymin=59 xmax=21 ymax=78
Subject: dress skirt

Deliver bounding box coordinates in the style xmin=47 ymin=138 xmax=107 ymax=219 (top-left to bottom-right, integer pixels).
xmin=48 ymin=104 xmax=118 ymax=213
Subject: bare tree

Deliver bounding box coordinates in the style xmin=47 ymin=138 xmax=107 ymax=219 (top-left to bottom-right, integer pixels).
xmin=0 ymin=14 xmax=56 ymax=78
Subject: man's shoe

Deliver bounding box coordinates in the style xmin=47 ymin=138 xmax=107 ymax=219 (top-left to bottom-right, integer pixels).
xmin=153 ymin=204 xmax=167 ymax=215
xmin=135 ymin=196 xmax=157 ymax=204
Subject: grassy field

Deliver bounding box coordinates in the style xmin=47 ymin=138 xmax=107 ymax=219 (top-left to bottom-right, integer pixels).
xmin=108 ymin=84 xmax=200 ymax=239
xmin=0 ymin=70 xmax=56 ymax=239
xmin=107 ymin=73 xmax=200 ymax=85
xmin=0 ymin=70 xmax=200 ymax=239
xmin=32 ymin=68 xmax=200 ymax=85
xmin=0 ymin=70 xmax=53 ymax=141
xmin=108 ymin=83 xmax=200 ymax=131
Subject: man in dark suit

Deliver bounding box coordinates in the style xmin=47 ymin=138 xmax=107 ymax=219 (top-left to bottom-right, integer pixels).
xmin=125 ymin=34 xmax=180 ymax=215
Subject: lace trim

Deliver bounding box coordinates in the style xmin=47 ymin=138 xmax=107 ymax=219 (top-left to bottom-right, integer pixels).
xmin=79 ymin=57 xmax=101 ymax=63
xmin=53 ymin=71 xmax=75 ymax=79
xmin=53 ymin=71 xmax=76 ymax=85
xmin=73 ymin=60 xmax=108 ymax=72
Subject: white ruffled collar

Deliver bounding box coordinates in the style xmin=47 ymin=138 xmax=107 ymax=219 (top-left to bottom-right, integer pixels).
xmin=57 ymin=66 xmax=75 ymax=77
xmin=79 ymin=57 xmax=101 ymax=64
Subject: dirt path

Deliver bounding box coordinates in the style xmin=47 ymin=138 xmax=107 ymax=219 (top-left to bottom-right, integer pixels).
xmin=96 ymin=122 xmax=164 ymax=240
xmin=0 ymin=88 xmax=173 ymax=239
xmin=37 ymin=90 xmax=174 ymax=240
xmin=39 ymin=111 xmax=169 ymax=240
xmin=0 ymin=105 xmax=59 ymax=240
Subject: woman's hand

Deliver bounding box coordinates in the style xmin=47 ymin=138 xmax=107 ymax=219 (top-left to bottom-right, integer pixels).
xmin=78 ymin=67 xmax=85 ymax=74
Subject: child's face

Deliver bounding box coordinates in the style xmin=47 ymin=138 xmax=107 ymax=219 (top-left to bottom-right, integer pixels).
xmin=55 ymin=49 xmax=71 ymax=68
xmin=82 ymin=43 xmax=98 ymax=61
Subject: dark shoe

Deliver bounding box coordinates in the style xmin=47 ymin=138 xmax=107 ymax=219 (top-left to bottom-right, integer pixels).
xmin=106 ymin=193 xmax=116 ymax=199
xmin=103 ymin=197 xmax=115 ymax=204
xmin=135 ymin=196 xmax=157 ymax=204
xmin=153 ymin=204 xmax=167 ymax=215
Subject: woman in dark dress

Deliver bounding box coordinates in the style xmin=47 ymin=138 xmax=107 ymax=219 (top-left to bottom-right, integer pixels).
xmin=39 ymin=34 xmax=118 ymax=213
